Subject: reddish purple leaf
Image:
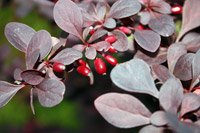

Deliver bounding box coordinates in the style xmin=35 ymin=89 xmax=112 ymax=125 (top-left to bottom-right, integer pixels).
xmin=149 ymin=15 xmax=175 ymax=37
xmin=72 ymin=44 xmax=86 ymax=52
xmin=0 ymin=81 xmax=24 ymax=108
xmin=180 ymin=93 xmax=200 ymax=117
xmin=150 ymin=111 xmax=168 ymax=126
xmin=139 ymin=11 xmax=151 ymax=25
xmin=177 ymin=0 xmax=200 ymax=41
xmin=4 ymin=22 xmax=36 ymax=52
xmin=14 ymin=68 xmax=23 ymax=81
xmin=150 ymin=0 xmax=171 ymax=14
xmin=51 ymin=48 xmax=82 ymax=65
xmin=159 ymin=78 xmax=184 ymax=113
xmin=26 ymin=49 xmax=40 ymax=69
xmin=88 ymin=28 xmax=108 ymax=43
xmin=54 ymin=0 xmax=83 ymax=39
xmin=94 ymin=93 xmax=151 ymax=128
xmin=134 ymin=30 xmax=161 ymax=52
xmin=112 ymin=30 xmax=129 ymax=52
xmin=36 ymin=78 xmax=65 ymax=107
xmin=85 ymin=46 xmax=96 ymax=60
xmin=111 ymin=59 xmax=159 ymax=98
xmin=21 ymin=70 xmax=45 ymax=85
xmin=108 ymin=0 xmax=141 ymax=19
xmin=92 ymin=41 xmax=110 ymax=52
xmin=174 ymin=53 xmax=194 ymax=81
xmin=192 ymin=49 xmax=200 ymax=82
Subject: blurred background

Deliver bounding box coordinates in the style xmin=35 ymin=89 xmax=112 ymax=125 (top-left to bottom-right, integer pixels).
xmin=0 ymin=0 xmax=137 ymax=132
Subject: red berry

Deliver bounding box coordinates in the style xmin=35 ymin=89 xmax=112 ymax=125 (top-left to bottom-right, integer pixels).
xmin=105 ymin=35 xmax=117 ymax=44
xmin=94 ymin=58 xmax=107 ymax=75
xmin=135 ymin=24 xmax=144 ymax=30
xmin=118 ymin=26 xmax=131 ymax=35
xmin=52 ymin=62 xmax=65 ymax=73
xmin=77 ymin=66 xmax=91 ymax=76
xmin=89 ymin=26 xmax=95 ymax=35
xmin=78 ymin=59 xmax=87 ymax=66
xmin=104 ymin=55 xmax=118 ymax=66
xmin=108 ymin=46 xmax=117 ymax=53
xmin=171 ymin=5 xmax=182 ymax=14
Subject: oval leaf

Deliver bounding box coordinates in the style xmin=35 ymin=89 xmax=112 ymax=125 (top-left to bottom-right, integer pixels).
xmin=54 ymin=0 xmax=83 ymax=39
xmin=103 ymin=18 xmax=116 ymax=29
xmin=36 ymin=79 xmax=65 ymax=107
xmin=139 ymin=125 xmax=165 ymax=133
xmin=150 ymin=111 xmax=168 ymax=126
xmin=21 ymin=70 xmax=45 ymax=85
xmin=108 ymin=0 xmax=141 ymax=19
xmin=111 ymin=59 xmax=159 ymax=98
xmin=192 ymin=49 xmax=200 ymax=82
xmin=149 ymin=15 xmax=175 ymax=37
xmin=159 ymin=78 xmax=184 ymax=113
xmin=85 ymin=46 xmax=96 ymax=60
xmin=4 ymin=22 xmax=36 ymax=52
xmin=0 ymin=81 xmax=24 ymax=108
xmin=51 ymin=48 xmax=82 ymax=65
xmin=94 ymin=93 xmax=151 ymax=128
xmin=134 ymin=30 xmax=161 ymax=52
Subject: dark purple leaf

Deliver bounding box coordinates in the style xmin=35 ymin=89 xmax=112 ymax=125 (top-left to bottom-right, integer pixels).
xmin=149 ymin=15 xmax=175 ymax=37
xmin=185 ymin=37 xmax=200 ymax=53
xmin=182 ymin=32 xmax=200 ymax=44
xmin=26 ymin=30 xmax=52 ymax=61
xmin=167 ymin=43 xmax=187 ymax=72
xmin=51 ymin=48 xmax=82 ymax=65
xmin=177 ymin=0 xmax=200 ymax=41
xmin=112 ymin=30 xmax=129 ymax=52
xmin=4 ymin=22 xmax=36 ymax=52
xmin=94 ymin=93 xmax=151 ymax=128
xmin=14 ymin=68 xmax=23 ymax=81
xmin=111 ymin=59 xmax=159 ymax=98
xmin=192 ymin=49 xmax=200 ymax=82
xmin=139 ymin=125 xmax=165 ymax=133
xmin=92 ymin=41 xmax=110 ymax=52
xmin=180 ymin=93 xmax=200 ymax=117
xmin=54 ymin=0 xmax=83 ymax=39
xmin=151 ymin=64 xmax=174 ymax=83
xmin=150 ymin=111 xmax=168 ymax=126
xmin=103 ymin=18 xmax=116 ymax=29
xmin=173 ymin=53 xmax=194 ymax=81
xmin=26 ymin=49 xmax=40 ymax=69
xmin=108 ymin=0 xmax=141 ymax=19
xmin=85 ymin=46 xmax=96 ymax=60
xmin=21 ymin=70 xmax=45 ymax=85
xmin=36 ymin=78 xmax=65 ymax=107
xmin=134 ymin=30 xmax=161 ymax=52
xmin=0 ymin=81 xmax=24 ymax=108
xmin=134 ymin=47 xmax=167 ymax=65
xmin=159 ymin=78 xmax=184 ymax=113
xmin=88 ymin=28 xmax=108 ymax=43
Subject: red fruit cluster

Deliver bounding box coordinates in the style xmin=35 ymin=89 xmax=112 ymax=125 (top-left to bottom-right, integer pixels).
xmin=76 ymin=59 xmax=91 ymax=76
xmin=118 ymin=26 xmax=131 ymax=35
xmin=52 ymin=62 xmax=66 ymax=73
xmin=94 ymin=58 xmax=107 ymax=75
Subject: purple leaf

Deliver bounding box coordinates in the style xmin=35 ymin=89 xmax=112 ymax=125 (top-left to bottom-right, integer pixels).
xmin=180 ymin=93 xmax=200 ymax=117
xmin=92 ymin=41 xmax=110 ymax=52
xmin=159 ymin=78 xmax=184 ymax=113
xmin=88 ymin=28 xmax=108 ymax=43
xmin=51 ymin=48 xmax=82 ymax=65
xmin=0 ymin=81 xmax=24 ymax=108
xmin=134 ymin=47 xmax=167 ymax=65
xmin=96 ymin=2 xmax=107 ymax=20
xmin=26 ymin=30 xmax=52 ymax=61
xmin=173 ymin=53 xmax=194 ymax=81
xmin=54 ymin=0 xmax=83 ymax=39
xmin=36 ymin=78 xmax=65 ymax=107
xmin=14 ymin=68 xmax=23 ymax=81
xmin=72 ymin=44 xmax=86 ymax=52
xmin=149 ymin=15 xmax=175 ymax=37
xmin=167 ymin=43 xmax=187 ymax=72
xmin=111 ymin=59 xmax=159 ymax=98
xmin=150 ymin=111 xmax=168 ymax=126
xmin=139 ymin=11 xmax=151 ymax=25
xmin=26 ymin=49 xmax=40 ymax=69
xmin=139 ymin=125 xmax=165 ymax=133
xmin=103 ymin=18 xmax=116 ymax=29
xmin=82 ymin=27 xmax=90 ymax=40
xmin=85 ymin=46 xmax=97 ymax=60
xmin=134 ymin=30 xmax=161 ymax=52
xmin=151 ymin=64 xmax=174 ymax=83
xmin=192 ymin=49 xmax=200 ymax=82
xmin=94 ymin=93 xmax=151 ymax=128
xmin=108 ymin=0 xmax=141 ymax=19
xmin=4 ymin=22 xmax=36 ymax=52
xmin=177 ymin=0 xmax=200 ymax=41
xmin=151 ymin=0 xmax=171 ymax=14
xmin=21 ymin=70 xmax=45 ymax=85
xmin=112 ymin=30 xmax=129 ymax=52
